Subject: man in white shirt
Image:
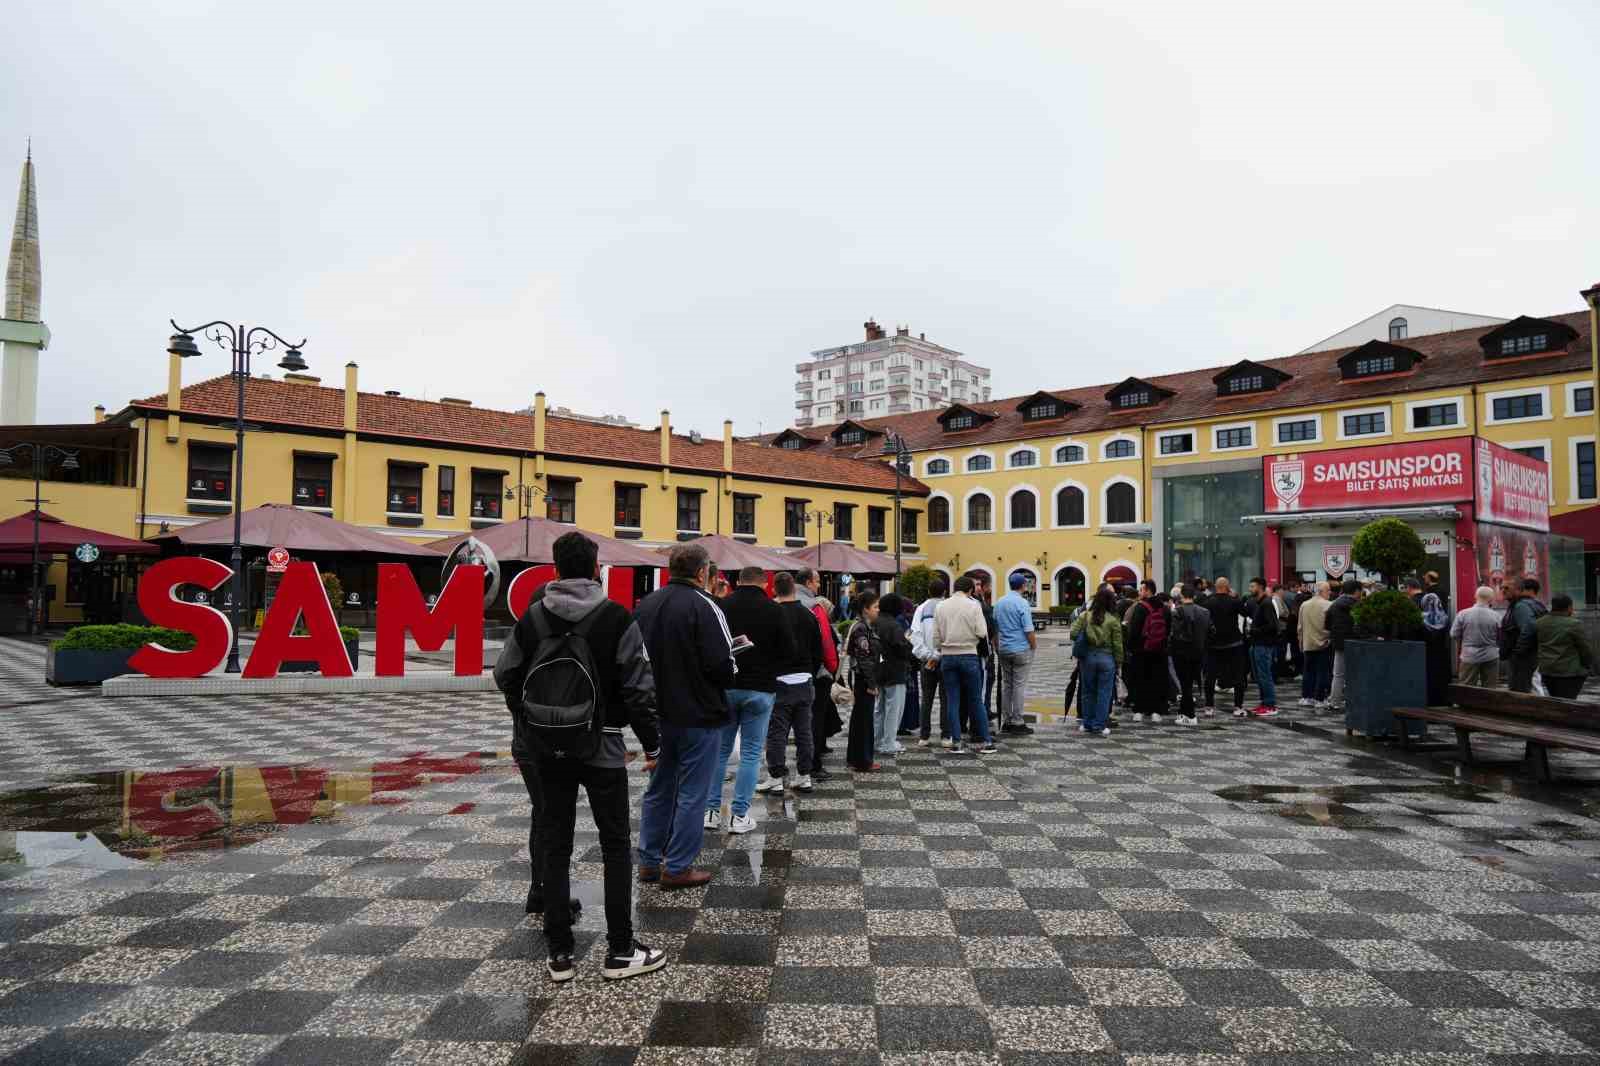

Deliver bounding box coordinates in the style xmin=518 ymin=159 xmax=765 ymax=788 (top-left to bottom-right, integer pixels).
xmin=1451 ymin=586 xmax=1503 ymax=688
xmin=910 ymin=576 xmax=948 ymax=746
xmin=933 ymin=576 xmax=996 ymax=755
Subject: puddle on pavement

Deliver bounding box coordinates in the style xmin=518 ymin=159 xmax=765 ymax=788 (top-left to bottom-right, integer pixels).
xmin=0 ymin=752 xmax=497 ymax=867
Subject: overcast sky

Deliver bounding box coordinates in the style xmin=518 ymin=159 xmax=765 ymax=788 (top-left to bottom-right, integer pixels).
xmin=6 ymin=1 xmax=1597 ymax=436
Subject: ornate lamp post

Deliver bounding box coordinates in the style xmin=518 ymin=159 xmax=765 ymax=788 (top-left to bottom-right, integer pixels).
xmin=504 ymin=482 xmax=550 ymax=560
xmin=0 ymin=441 xmax=79 ymax=634
xmin=880 ymin=431 xmax=912 ymax=587
xmin=167 ymin=320 xmax=309 ymax=673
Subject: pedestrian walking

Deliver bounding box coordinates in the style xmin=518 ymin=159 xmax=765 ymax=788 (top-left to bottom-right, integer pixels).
xmin=844 ymin=589 xmax=884 ymax=771
xmin=935 ymin=575 xmax=997 ymax=754
xmin=910 ymin=577 xmax=948 ymax=745
xmin=1536 ymin=593 xmax=1593 ymax=699
xmin=1297 ymin=581 xmax=1332 ymax=709
xmin=1244 ymin=577 xmax=1281 ymax=717
xmin=1169 ymin=585 xmax=1209 ymax=724
xmin=995 ymin=572 xmax=1038 ymax=736
xmin=873 ymin=593 xmax=914 ymax=757
xmin=759 ymin=571 xmax=820 ymax=796
xmin=633 ymin=542 xmax=737 ymax=891
xmin=1070 ymin=587 xmax=1124 ymax=736
xmin=1451 ymin=586 xmax=1502 ymax=688
xmin=495 ymin=531 xmax=666 ymax=983
xmin=1203 ymin=577 xmax=1248 ymax=713
xmin=1325 ymin=578 xmax=1363 ymax=711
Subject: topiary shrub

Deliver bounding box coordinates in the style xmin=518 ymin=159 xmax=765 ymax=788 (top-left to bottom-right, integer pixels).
xmin=53 ymin=625 xmax=197 ymax=652
xmin=1352 ymin=517 xmax=1426 ymax=585
xmin=898 ymin=564 xmax=935 ymax=603
xmin=1352 ymin=588 xmax=1422 ymax=640
xmin=321 ymin=571 xmax=344 ymax=612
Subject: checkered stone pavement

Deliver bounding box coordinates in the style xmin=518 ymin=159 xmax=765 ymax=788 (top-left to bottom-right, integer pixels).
xmin=4 ymin=638 xmax=1600 ymax=1062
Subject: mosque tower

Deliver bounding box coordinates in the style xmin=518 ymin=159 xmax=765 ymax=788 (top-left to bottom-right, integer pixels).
xmin=1 ymin=145 xmax=50 ymax=425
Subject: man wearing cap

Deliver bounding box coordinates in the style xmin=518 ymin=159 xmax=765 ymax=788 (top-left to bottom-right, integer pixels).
xmin=993 ymin=572 xmax=1038 ymax=737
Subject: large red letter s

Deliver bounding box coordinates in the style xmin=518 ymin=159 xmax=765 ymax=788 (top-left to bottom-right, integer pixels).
xmin=243 ymin=562 xmax=353 ymax=679
xmin=376 ymin=563 xmax=485 ymax=677
xmin=128 ymin=557 xmax=234 ymax=678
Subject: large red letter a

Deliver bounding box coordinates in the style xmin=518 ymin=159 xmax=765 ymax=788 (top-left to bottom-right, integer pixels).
xmin=243 ymin=562 xmax=353 ymax=679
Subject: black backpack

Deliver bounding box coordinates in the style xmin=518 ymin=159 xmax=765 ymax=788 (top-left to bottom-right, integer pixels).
xmin=517 ymin=603 xmax=606 ymax=762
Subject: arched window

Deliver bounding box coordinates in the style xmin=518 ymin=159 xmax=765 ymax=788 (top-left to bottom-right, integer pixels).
xmin=1008 ymin=449 xmax=1036 ymax=468
xmin=927 ymin=497 xmax=950 ymax=533
xmin=1054 ymin=565 xmax=1086 ymax=608
xmin=1055 ymin=444 xmax=1084 ymax=463
xmin=1104 ymin=439 xmax=1135 ymax=459
xmin=966 ymin=454 xmax=992 ymax=472
xmin=1105 ymin=482 xmax=1137 ymax=524
xmin=1389 ymin=317 xmax=1408 ymax=341
xmin=925 ymin=458 xmax=950 ymax=476
xmin=967 ymin=493 xmax=992 ymax=532
xmin=1056 ymin=485 xmax=1085 ymax=527
xmin=1009 ymin=489 xmax=1037 ymax=529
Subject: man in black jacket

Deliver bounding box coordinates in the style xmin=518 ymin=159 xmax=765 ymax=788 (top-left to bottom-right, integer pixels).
xmin=760 ymin=571 xmax=822 ymax=796
xmin=704 ymin=566 xmax=795 ymax=834
xmin=494 ymin=531 xmax=665 ymax=983
xmin=633 ymin=542 xmax=737 ymax=890
xmin=1244 ymin=577 xmax=1281 ymax=717
xmin=1204 ymin=577 xmax=1247 ymax=714
xmin=1324 ymin=578 xmax=1362 ymax=711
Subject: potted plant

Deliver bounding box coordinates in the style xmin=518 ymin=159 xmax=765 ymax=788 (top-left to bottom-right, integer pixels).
xmin=279 ymin=625 xmax=363 ymax=673
xmin=898 ymin=563 xmax=935 ymax=603
xmin=1344 ymin=518 xmax=1427 ymax=738
xmin=47 ymin=624 xmax=197 ymax=685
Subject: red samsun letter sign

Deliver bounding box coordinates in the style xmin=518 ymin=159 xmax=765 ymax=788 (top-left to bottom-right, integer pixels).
xmin=376 ymin=563 xmax=485 ymax=677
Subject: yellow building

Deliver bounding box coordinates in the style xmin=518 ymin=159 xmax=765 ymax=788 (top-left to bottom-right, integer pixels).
xmin=0 ymin=360 xmax=929 ymax=627
xmin=776 ymin=291 xmax=1600 ymax=607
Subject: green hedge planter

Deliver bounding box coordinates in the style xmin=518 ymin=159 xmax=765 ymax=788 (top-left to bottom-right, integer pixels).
xmin=46 ymin=647 xmax=139 ymax=686
xmin=47 ymin=625 xmax=198 ymax=686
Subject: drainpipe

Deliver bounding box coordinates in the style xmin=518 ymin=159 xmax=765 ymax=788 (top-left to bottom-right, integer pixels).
xmin=138 ymin=415 xmax=151 ymax=541
xmin=534 ymin=391 xmax=547 ymax=480
xmin=343 ymin=363 xmax=359 ymax=520
xmin=659 ymin=410 xmax=671 ymax=491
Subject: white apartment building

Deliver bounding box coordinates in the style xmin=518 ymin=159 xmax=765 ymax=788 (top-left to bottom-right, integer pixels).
xmin=794 ymin=320 xmax=991 ymax=427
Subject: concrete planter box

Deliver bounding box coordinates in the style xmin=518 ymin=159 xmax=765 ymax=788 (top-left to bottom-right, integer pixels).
xmin=1343 ymin=638 xmax=1427 ymax=739
xmin=46 ymin=647 xmax=138 ymax=686
xmin=281 ymin=638 xmax=361 ymax=674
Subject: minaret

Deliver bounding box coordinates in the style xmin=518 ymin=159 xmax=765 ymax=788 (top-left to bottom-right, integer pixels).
xmin=1 ymin=144 xmax=50 ymax=425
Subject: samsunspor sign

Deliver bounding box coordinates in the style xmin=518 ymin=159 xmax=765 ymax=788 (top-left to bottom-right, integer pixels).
xmin=128 ymin=559 xmax=610 ymax=679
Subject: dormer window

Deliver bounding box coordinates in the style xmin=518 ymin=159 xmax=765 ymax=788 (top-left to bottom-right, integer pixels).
xmin=1337 ymin=340 xmax=1423 ymax=381
xmin=1104 ymin=377 xmax=1172 ymax=410
xmin=779 ymin=437 xmax=802 ymax=450
xmin=839 ymin=428 xmax=864 ymax=444
xmin=1353 ymin=354 xmax=1395 ymax=376
xmin=1026 ymin=401 xmax=1057 ymax=420
xmin=1479 ymin=316 xmax=1578 ymax=361
xmin=937 ymin=403 xmax=994 ymax=434
xmin=1225 ymin=375 xmax=1262 ymax=394
xmin=947 ymin=414 xmax=974 ymax=430
xmin=1500 ymin=334 xmax=1548 ymax=356
xmin=1014 ymin=391 xmax=1078 ymax=423
xmin=1118 ymin=390 xmax=1149 ymax=408
xmin=1212 ymin=360 xmax=1290 ymax=398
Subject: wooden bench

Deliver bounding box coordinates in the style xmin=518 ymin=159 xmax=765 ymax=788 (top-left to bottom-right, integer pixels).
xmin=1393 ymin=683 xmax=1600 ymax=782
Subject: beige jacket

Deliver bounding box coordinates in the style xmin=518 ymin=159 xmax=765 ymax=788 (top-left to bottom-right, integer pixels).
xmin=934 ymin=592 xmax=987 ymax=656
xmin=1298 ymin=595 xmax=1331 ymax=652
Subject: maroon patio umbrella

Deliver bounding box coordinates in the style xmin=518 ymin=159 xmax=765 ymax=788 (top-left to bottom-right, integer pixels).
xmin=429 ymin=516 xmax=664 ymax=567
xmin=659 ymin=534 xmax=798 ymax=572
xmin=786 ymin=542 xmax=900 ymax=576
xmin=152 ymin=503 xmax=439 ymax=557
xmin=0 ymin=510 xmax=157 ymax=555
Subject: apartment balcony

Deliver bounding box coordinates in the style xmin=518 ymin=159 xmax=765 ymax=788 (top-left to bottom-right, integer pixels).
xmin=888 ymin=403 xmax=911 ymax=414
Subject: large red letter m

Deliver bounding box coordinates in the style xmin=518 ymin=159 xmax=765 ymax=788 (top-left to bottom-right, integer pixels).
xmin=376 ymin=564 xmax=485 ymax=677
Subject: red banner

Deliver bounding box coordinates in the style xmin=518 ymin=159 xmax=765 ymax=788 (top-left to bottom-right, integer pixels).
xmin=1265 ymin=438 xmax=1472 ymax=513
xmin=1474 ymin=438 xmax=1550 ymax=532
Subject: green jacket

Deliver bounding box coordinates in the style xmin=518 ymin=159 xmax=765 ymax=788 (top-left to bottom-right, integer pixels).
xmin=1070 ymin=610 xmax=1124 ymax=666
xmin=1535 ymin=612 xmax=1594 ymax=679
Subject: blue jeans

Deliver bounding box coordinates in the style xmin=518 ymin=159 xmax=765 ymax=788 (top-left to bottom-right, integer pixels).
xmin=1250 ymin=645 xmax=1277 ymax=708
xmin=1301 ymin=648 xmax=1331 ymax=701
xmin=705 ymin=689 xmax=774 ymax=819
xmin=637 ymin=724 xmax=721 ymax=875
xmin=941 ymin=654 xmax=991 ymax=745
xmin=1080 ymin=650 xmax=1116 ymax=732
xmin=876 ymin=683 xmax=906 ymax=755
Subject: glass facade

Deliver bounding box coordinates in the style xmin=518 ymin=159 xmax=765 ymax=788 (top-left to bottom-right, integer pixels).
xmin=1161 ymin=468 xmax=1263 ymax=589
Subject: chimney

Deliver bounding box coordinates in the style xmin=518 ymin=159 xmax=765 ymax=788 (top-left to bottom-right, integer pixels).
xmin=343 ymin=363 xmax=358 ymax=433
xmin=919 ymin=332 xmax=925 ymax=340
xmin=439 ymin=396 xmax=471 ymax=407
xmin=533 ymin=391 xmax=547 ymax=479
xmin=864 ymin=318 xmax=885 ymax=341
xmin=165 ymin=349 xmax=182 ymax=442
xmin=93 ymin=404 xmax=104 ymax=423
xmin=722 ymin=419 xmax=734 ymax=475
xmin=659 ymin=409 xmax=671 ymax=489
xmin=282 ymin=372 xmax=321 ymax=386
xmin=896 ymin=325 xmax=909 ymax=337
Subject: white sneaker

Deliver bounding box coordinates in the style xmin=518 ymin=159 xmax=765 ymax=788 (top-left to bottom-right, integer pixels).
xmin=1149 ymin=714 xmax=1163 ymax=724
xmin=1201 ymin=708 xmax=1216 ymax=718
xmin=1176 ymin=715 xmax=1197 ymax=726
xmin=1232 ymin=708 xmax=1248 ymax=718
xmin=1297 ymin=698 xmax=1315 ymax=708
xmin=728 ymin=813 xmax=757 ymax=834
xmin=1077 ymin=723 xmax=1088 ymax=733
xmin=942 ymin=739 xmax=954 ymax=750
xmin=1131 ymin=713 xmax=1146 ymax=723
xmin=1099 ymin=728 xmax=1112 ymax=737
xmin=889 ymin=744 xmax=907 ymax=755
xmin=602 ymin=940 xmax=667 ymax=981
xmin=755 ymin=776 xmax=784 ymax=795
xmin=793 ymin=774 xmax=814 ymax=792
xmin=703 ymin=811 xmax=721 ymax=831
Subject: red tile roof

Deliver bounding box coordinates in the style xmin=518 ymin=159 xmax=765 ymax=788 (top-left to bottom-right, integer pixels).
xmin=124 ymin=377 xmax=927 ymax=495
xmin=780 ymin=309 xmax=1595 ymax=459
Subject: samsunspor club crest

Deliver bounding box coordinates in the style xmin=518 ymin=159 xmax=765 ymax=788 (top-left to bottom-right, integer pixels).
xmin=1271 ymin=458 xmax=1305 ymax=511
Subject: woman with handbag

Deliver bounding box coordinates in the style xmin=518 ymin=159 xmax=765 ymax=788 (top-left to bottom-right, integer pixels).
xmin=1070 ymin=587 xmax=1124 ymax=737
xmin=843 ymin=589 xmax=884 ymax=772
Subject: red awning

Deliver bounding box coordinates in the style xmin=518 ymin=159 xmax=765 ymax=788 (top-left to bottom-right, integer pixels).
xmin=429 ymin=517 xmax=663 ymax=567
xmin=154 ymin=504 xmax=439 ymax=557
xmin=0 ymin=510 xmax=157 ymax=555
xmin=1551 ymin=505 xmax=1600 ymax=551
xmin=659 ymin=534 xmax=798 ymax=572
xmin=785 ymin=542 xmax=902 ymax=576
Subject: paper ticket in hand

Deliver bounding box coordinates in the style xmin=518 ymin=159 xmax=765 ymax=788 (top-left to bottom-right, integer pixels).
xmin=730 ymin=634 xmax=754 ymax=655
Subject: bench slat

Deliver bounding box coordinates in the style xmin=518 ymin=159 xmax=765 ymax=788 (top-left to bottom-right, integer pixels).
xmin=1393 ymin=706 xmax=1600 ymax=753
xmin=1446 ymin=683 xmax=1600 ymax=727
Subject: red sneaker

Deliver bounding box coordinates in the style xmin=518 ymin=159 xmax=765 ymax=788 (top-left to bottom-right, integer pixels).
xmin=1251 ymin=706 xmax=1279 ymax=718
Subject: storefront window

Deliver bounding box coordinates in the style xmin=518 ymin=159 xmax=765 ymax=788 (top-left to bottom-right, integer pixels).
xmin=386 ymin=464 xmax=422 ymax=514
xmin=1161 ymin=468 xmax=1263 ymax=590
xmin=292 ymin=455 xmax=333 ymax=509
xmin=471 ymin=471 xmax=504 ymax=519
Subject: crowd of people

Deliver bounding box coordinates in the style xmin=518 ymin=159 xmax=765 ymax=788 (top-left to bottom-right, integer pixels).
xmin=495 ymin=531 xmax=1592 ymax=983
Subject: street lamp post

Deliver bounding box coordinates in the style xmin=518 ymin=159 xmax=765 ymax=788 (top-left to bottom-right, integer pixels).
xmin=880 ymin=431 xmax=912 ymax=589
xmin=0 ymin=442 xmax=80 ymax=635
xmin=167 ymin=320 xmax=309 ymax=673
xmin=504 ymin=483 xmax=549 ymax=560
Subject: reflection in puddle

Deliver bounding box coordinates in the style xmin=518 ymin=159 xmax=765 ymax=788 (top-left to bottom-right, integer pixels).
xmin=0 ymin=752 xmax=493 ymax=862
xmin=0 ymin=830 xmax=144 ymax=879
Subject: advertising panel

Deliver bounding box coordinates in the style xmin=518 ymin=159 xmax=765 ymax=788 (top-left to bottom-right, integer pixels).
xmin=1264 ymin=438 xmax=1472 ymax=513
xmin=1475 ymin=522 xmax=1549 ymax=593
xmin=1473 ymin=438 xmax=1551 ymax=532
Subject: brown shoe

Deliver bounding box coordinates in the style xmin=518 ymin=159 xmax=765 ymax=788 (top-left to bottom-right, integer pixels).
xmin=637 ymin=866 xmax=660 ymax=884
xmin=658 ymin=868 xmax=712 ymax=890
